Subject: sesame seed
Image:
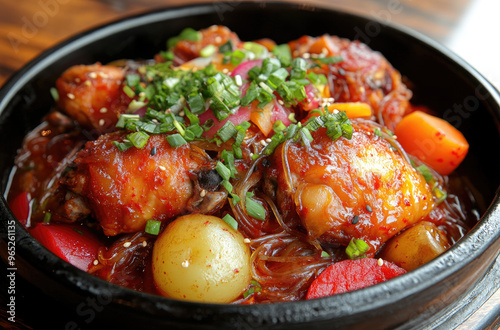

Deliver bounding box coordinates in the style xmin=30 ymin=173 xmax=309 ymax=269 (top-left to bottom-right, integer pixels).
xmin=75 ymin=78 xmax=81 ymax=83
xmin=366 ymin=205 xmax=373 ymax=212
xmin=159 ymin=165 xmax=166 ymax=171
xmin=138 ymin=92 xmax=145 ymax=97
xmin=182 ymin=260 xmax=190 ymax=268
xmin=351 ymin=215 xmax=359 ymax=224
xmin=150 ymin=147 xmax=157 ymax=156
xmin=393 ymin=135 xmax=398 ymax=139
xmin=303 ymin=53 xmax=311 ymax=59
xmin=215 ymin=36 xmax=222 ymax=43
xmin=265 ymin=138 xmax=272 ymax=143
xmin=93 ymin=259 xmax=99 ymax=266
xmin=322 ymin=47 xmax=328 ymax=55
xmin=243 ymin=238 xmax=251 ymax=243
xmin=99 ymin=72 xmax=109 ymax=79
xmin=260 ymin=140 xmax=267 ymax=146
xmin=333 ymin=109 xmax=339 ymax=114
xmin=142 ymin=241 xmax=147 ymax=247
xmin=99 ymin=107 xmax=108 ymax=113
xmin=200 ymin=189 xmax=207 ymax=197
xmin=179 ymin=111 xmax=185 ymax=117
xmin=123 ymin=241 xmax=131 ymax=248
xmin=84 ymin=81 xmax=92 ymax=87
xmin=88 ymin=72 xmax=97 ymax=79
xmin=222 ymin=68 xmax=229 ymax=74
xmin=249 ymin=152 xmax=254 ymax=157
xmin=152 ymin=119 xmax=160 ymax=124
xmin=99 ymin=119 xmax=105 ymax=126
xmin=278 ymin=99 xmax=284 ymax=105
xmin=359 ymin=86 xmax=365 ymax=93
xmin=378 ymin=258 xmax=384 ymax=267
xmin=67 ymin=93 xmax=75 ymax=100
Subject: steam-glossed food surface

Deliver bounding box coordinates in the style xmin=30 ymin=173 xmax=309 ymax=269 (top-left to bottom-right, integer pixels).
xmin=7 ymin=25 xmax=477 ymax=303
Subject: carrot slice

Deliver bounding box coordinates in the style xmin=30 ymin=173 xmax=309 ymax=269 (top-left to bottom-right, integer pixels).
xmin=305 ymin=102 xmax=373 ymax=120
xmin=394 ymin=111 xmax=469 ymax=175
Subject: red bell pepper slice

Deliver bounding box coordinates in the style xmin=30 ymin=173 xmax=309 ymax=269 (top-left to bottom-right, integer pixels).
xmin=29 ymin=223 xmax=102 ymax=272
xmin=306 ymin=258 xmax=406 ymax=299
xmin=9 ymin=192 xmax=31 ymax=227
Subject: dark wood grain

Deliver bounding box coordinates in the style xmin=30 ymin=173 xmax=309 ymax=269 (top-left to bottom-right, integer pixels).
xmin=0 ymin=0 xmax=498 ymax=328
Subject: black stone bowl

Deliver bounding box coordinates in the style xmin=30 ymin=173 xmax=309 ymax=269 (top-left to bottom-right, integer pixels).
xmin=0 ymin=3 xmax=499 ymax=329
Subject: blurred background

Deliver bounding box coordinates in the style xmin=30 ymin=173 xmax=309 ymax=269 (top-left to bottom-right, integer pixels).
xmin=0 ymin=0 xmax=499 ymax=88
xmin=0 ymin=0 xmax=498 ymax=328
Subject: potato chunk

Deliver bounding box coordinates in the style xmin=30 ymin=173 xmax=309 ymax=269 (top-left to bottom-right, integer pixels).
xmin=379 ymin=221 xmax=450 ymax=271
xmin=152 ymin=214 xmax=251 ymax=303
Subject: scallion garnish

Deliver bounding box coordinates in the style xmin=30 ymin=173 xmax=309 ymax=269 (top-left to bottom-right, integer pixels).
xmin=215 ymin=161 xmax=231 ymax=181
xmin=200 ymin=44 xmax=217 ymax=57
xmin=145 ymin=219 xmax=161 ymax=235
xmin=346 ymin=238 xmax=369 ymax=259
xmin=245 ymin=192 xmax=266 ymax=221
xmin=217 ymin=121 xmax=238 ymax=142
xmin=415 ymin=164 xmax=433 ymax=183
xmin=50 ymin=87 xmax=59 ymax=102
xmin=167 ymin=28 xmax=202 ymax=49
xmin=127 ymin=131 xmax=149 ymax=149
xmin=321 ymin=251 xmax=330 ymax=258
xmin=222 ymin=214 xmax=238 ymax=230
xmin=43 ymin=212 xmax=51 ymax=223
xmin=166 ymin=133 xmax=187 ymax=147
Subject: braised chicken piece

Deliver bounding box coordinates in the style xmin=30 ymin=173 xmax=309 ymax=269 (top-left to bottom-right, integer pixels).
xmin=265 ymin=120 xmax=434 ymax=253
xmin=56 ymin=63 xmax=128 ymax=133
xmin=289 ymin=35 xmax=411 ymax=130
xmin=64 ymin=133 xmax=214 ymax=236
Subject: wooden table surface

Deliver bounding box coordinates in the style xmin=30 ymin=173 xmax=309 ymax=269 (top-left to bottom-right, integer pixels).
xmin=0 ymin=0 xmax=499 ymax=328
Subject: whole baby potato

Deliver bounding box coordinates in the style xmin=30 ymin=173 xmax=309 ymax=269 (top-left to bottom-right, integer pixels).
xmin=152 ymin=214 xmax=251 ymax=303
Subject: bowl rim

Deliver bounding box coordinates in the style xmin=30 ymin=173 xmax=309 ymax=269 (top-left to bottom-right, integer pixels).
xmin=1 ymin=1 xmax=499 ymax=326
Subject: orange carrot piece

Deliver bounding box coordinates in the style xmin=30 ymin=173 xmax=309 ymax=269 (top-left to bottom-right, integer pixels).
xmin=306 ymin=102 xmax=373 ymax=120
xmin=394 ymin=111 xmax=469 ymax=175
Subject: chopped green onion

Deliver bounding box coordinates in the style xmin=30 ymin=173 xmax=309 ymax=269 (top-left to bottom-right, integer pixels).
xmin=73 ymin=228 xmax=83 ymax=235
xmin=200 ymin=44 xmax=217 ymax=57
xmin=166 ymin=133 xmax=187 ymax=147
xmin=145 ymin=219 xmax=161 ymax=235
xmin=127 ymin=131 xmax=149 ymax=149
xmin=167 ymin=28 xmax=201 ymax=49
xmin=415 ymin=164 xmax=433 ymax=183
xmin=321 ymin=251 xmax=330 ymax=258
xmin=123 ymin=85 xmax=136 ymax=98
xmin=243 ymin=42 xmax=268 ymax=58
xmin=272 ymin=44 xmax=292 ymax=67
xmin=433 ymin=185 xmax=448 ymax=203
xmin=222 ymin=214 xmax=238 ymax=230
xmin=221 ymin=150 xmax=237 ymax=179
xmin=116 ymin=114 xmax=140 ymax=129
xmin=126 ymin=74 xmax=141 ymax=87
xmin=50 ymin=87 xmax=59 ymax=102
xmin=245 ymin=192 xmax=266 ymax=221
xmin=112 ymin=141 xmax=134 ymax=151
xmin=215 ymin=161 xmax=231 ymax=181
xmin=187 ymin=94 xmax=205 ymax=114
xmin=346 ymin=238 xmax=369 ymax=259
xmin=127 ymin=100 xmax=147 ymax=113
xmin=217 ymin=121 xmax=237 ymax=142
xmin=218 ymin=40 xmax=233 ymax=53
xmin=315 ymin=56 xmax=343 ymax=64
xmin=374 ymin=127 xmax=382 ymax=137
xmin=273 ymin=120 xmax=286 ymax=133
xmin=43 ymin=212 xmax=51 ymax=223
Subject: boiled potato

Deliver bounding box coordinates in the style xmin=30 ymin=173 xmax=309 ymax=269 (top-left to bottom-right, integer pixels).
xmin=152 ymin=214 xmax=251 ymax=303
xmin=379 ymin=221 xmax=450 ymax=271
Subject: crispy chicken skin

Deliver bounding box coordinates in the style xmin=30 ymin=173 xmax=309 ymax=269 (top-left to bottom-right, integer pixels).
xmin=64 ymin=133 xmax=211 ymax=236
xmin=289 ymin=35 xmax=411 ymax=130
xmin=56 ymin=63 xmax=128 ymax=133
xmin=265 ymin=120 xmax=434 ymax=253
